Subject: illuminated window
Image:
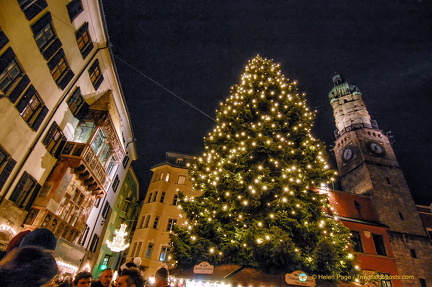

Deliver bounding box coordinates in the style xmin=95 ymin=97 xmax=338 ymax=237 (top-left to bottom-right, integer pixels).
xmin=159 ymin=246 xmax=170 ymax=261
xmin=89 ymin=60 xmax=104 ymax=89
xmin=16 ymin=85 xmax=48 ymax=130
xmin=177 ymin=175 xmax=186 ymax=185
xmin=165 ymin=172 xmax=170 ymax=182
xmin=145 ymin=243 xmax=153 ymax=258
xmin=76 ymin=22 xmax=93 ymax=58
xmin=166 ymin=218 xmax=177 ymax=232
xmin=48 ymin=50 xmax=72 ymax=86
xmin=42 ymin=122 xmax=66 ymax=158
xmin=172 ymin=194 xmax=179 ymax=205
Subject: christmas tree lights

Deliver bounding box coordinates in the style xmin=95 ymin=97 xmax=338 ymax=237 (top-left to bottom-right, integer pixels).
xmin=170 ymin=56 xmax=357 ymax=276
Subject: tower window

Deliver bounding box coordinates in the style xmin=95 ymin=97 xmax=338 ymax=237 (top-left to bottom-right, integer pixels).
xmin=410 ymin=249 xmax=417 ymax=258
xmin=386 ymin=177 xmax=391 ymax=184
xmin=351 ymin=230 xmax=363 ymax=252
xmin=399 ymin=211 xmax=404 ymax=221
xmin=372 ymin=234 xmax=387 ymax=256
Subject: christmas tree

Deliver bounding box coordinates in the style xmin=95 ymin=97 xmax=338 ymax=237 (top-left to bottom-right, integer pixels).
xmin=171 ymin=55 xmax=357 ymax=276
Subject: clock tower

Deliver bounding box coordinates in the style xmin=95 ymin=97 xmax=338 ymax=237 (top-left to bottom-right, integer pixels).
xmin=329 ymin=73 xmax=432 ymax=285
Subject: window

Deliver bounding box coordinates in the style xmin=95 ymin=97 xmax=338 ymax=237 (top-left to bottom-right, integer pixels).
xmin=0 ymin=146 xmax=16 ymax=191
xmin=56 ymin=189 xmax=86 ymax=226
xmin=42 ymin=122 xmax=66 ymax=157
xmin=101 ymin=202 xmax=111 ymax=219
xmin=9 ymin=172 xmax=40 ymax=210
xmin=372 ymin=234 xmax=387 ymax=256
xmin=147 ymin=192 xmax=153 ymax=203
xmin=152 ymin=172 xmax=160 ymax=182
xmin=153 ymin=216 xmax=159 ymax=229
xmin=152 ymin=191 xmax=158 ymax=202
xmin=0 ymin=48 xmax=30 ymax=104
xmin=34 ymin=21 xmax=55 ymax=51
xmin=24 ymin=208 xmax=39 ymax=225
xmin=67 ymin=0 xmax=83 ymax=21
xmin=165 ymin=172 xmax=171 ymax=182
xmin=139 ymin=216 xmax=146 ymax=229
xmin=176 ymin=158 xmax=183 ymax=165
xmin=89 ymin=233 xmax=99 ymax=253
xmin=144 ymin=215 xmax=150 ymax=228
xmin=410 ymin=249 xmax=417 ymax=258
xmin=378 ymin=273 xmax=392 ymax=287
xmin=48 ymin=49 xmax=74 ymax=89
xmin=18 ymin=0 xmax=48 ymax=20
xmin=0 ymin=58 xmax=22 ymax=93
xmin=177 ymin=175 xmax=186 ymax=185
xmin=135 ymin=242 xmax=143 ymax=257
xmin=130 ymin=242 xmax=138 ymax=258
xmin=160 ymin=191 xmax=166 ymax=203
xmin=166 ymin=218 xmax=177 ymax=232
xmin=419 ymin=279 xmax=427 ymax=287
xmin=159 ymin=246 xmax=170 ymax=261
xmin=122 ymin=155 xmax=129 ymax=168
xmin=350 ymin=230 xmax=363 ymax=252
xmin=89 ymin=59 xmax=103 ymax=89
xmin=67 ymin=87 xmax=88 ymax=119
xmin=79 ymin=225 xmax=90 ymax=246
xmin=112 ymin=175 xmax=120 ymax=192
xmin=16 ymin=85 xmax=48 ymax=130
xmin=172 ymin=194 xmax=179 ymax=205
xmin=76 ymin=22 xmax=93 ymax=58
xmin=145 ymin=243 xmax=154 ymax=258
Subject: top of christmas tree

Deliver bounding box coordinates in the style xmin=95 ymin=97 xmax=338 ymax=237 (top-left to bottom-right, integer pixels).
xmin=171 ymin=55 xmax=356 ymax=276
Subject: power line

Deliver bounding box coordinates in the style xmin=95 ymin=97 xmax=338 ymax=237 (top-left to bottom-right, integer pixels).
xmin=113 ymin=54 xmax=216 ymax=122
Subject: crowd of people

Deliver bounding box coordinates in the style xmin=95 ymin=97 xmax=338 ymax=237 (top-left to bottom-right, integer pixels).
xmin=0 ymin=228 xmax=170 ymax=287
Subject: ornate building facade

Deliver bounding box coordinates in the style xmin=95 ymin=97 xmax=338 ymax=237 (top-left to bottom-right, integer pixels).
xmin=0 ymin=0 xmax=137 ymax=274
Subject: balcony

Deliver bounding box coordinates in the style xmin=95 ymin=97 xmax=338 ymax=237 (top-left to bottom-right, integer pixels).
xmin=61 ymin=142 xmax=111 ymax=197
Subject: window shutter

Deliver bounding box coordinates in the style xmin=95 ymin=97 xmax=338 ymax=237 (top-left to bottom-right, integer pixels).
xmin=24 ymin=183 xmax=41 ymax=211
xmin=0 ymin=30 xmax=9 ymax=50
xmin=0 ymin=157 xmax=16 ymax=191
xmin=31 ymin=105 xmax=48 ymax=131
xmin=47 ymin=49 xmax=65 ymax=70
xmin=0 ymin=47 xmax=15 ymax=71
xmin=16 ymin=85 xmax=35 ymax=113
xmin=31 ymin=12 xmax=52 ymax=34
xmin=57 ymin=69 xmax=74 ymax=90
xmin=9 ymin=172 xmax=29 ymax=203
xmin=41 ymin=38 xmax=62 ymax=60
xmin=43 ymin=123 xmax=57 ymax=147
xmin=9 ymin=75 xmax=30 ymax=104
xmin=20 ymin=0 xmax=48 ymax=20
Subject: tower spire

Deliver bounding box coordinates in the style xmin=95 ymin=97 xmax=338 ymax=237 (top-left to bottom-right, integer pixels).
xmin=328 ymin=73 xmax=374 ymax=137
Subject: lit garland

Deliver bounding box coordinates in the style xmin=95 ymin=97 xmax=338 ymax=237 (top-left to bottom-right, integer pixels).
xmin=170 ymin=55 xmax=357 ymax=277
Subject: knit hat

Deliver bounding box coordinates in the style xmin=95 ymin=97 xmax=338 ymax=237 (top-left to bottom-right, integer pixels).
xmin=6 ymin=230 xmax=31 ymax=253
xmin=19 ymin=228 xmax=57 ymax=251
xmin=155 ymin=267 xmax=169 ymax=281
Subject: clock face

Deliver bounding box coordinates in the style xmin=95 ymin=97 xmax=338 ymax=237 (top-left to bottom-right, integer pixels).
xmin=367 ymin=141 xmax=385 ymax=157
xmin=342 ymin=146 xmax=354 ymax=162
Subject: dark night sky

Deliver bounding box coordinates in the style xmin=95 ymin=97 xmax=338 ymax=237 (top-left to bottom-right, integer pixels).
xmin=101 ymin=0 xmax=432 ymax=205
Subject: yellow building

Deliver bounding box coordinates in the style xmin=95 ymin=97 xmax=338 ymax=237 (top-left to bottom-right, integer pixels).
xmin=0 ymin=0 xmax=137 ymax=273
xmin=127 ymin=152 xmax=200 ymax=278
